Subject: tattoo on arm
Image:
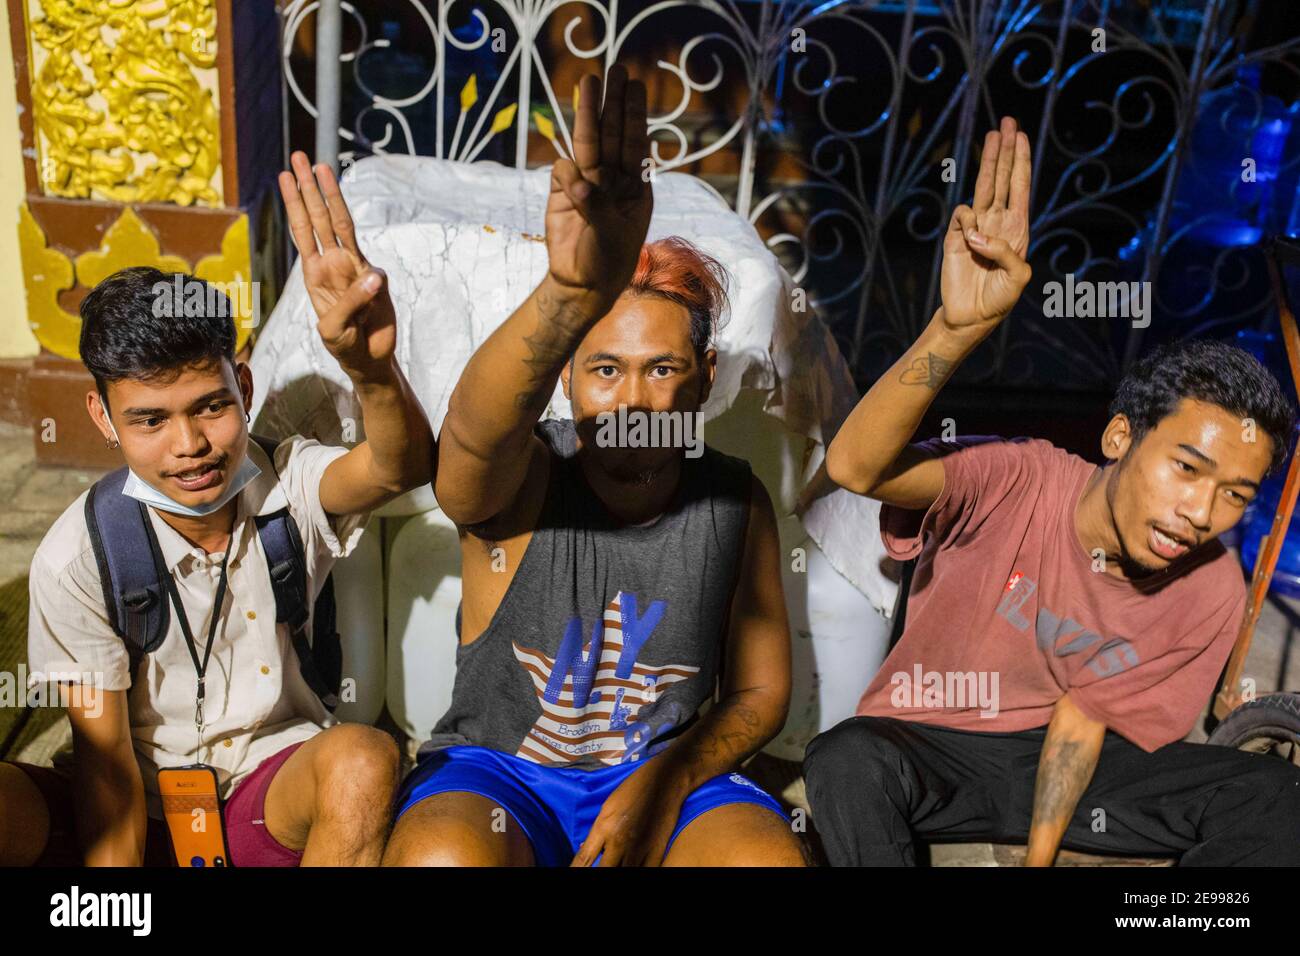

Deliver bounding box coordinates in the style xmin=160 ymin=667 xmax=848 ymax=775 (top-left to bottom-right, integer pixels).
xmin=680 ymin=701 xmax=764 ymax=770
xmin=1031 ymin=739 xmax=1090 ymax=827
xmin=898 ymin=351 xmax=954 ymax=389
xmin=512 ymin=287 xmax=592 ymax=411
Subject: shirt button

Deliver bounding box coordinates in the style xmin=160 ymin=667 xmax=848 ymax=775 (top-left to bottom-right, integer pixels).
xmin=260 ymin=665 xmax=270 ymax=675
xmin=246 ymin=610 xmax=256 ymax=620
xmin=222 ymin=739 xmax=233 ymax=748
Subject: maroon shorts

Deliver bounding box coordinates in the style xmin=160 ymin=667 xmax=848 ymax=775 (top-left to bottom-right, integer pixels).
xmin=221 ymin=741 xmax=306 ymax=867
xmin=9 ymin=740 xmax=307 ymax=868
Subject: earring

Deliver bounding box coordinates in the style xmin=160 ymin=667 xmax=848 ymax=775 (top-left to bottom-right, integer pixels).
xmin=106 ymin=438 xmax=119 ymax=449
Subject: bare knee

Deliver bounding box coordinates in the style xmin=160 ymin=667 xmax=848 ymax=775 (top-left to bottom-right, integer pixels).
xmin=381 ymin=794 xmax=533 ymax=867
xmin=0 ymin=763 xmax=52 ymax=867
xmin=722 ymin=827 xmax=810 ymax=867
xmin=313 ymin=725 xmax=402 ymax=807
xmin=665 ymin=803 xmax=808 ymax=867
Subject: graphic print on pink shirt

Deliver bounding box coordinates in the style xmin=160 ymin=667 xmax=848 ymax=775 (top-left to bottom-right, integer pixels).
xmin=856 ymin=436 xmax=1247 ymax=752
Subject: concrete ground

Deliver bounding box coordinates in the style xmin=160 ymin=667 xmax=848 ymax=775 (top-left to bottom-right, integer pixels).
xmin=0 ymin=422 xmax=100 ymax=583
xmin=3 ymin=419 xmax=1298 ymax=865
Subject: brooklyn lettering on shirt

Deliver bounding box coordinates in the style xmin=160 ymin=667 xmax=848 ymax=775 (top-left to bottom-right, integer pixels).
xmin=995 ymin=571 xmax=1140 ymax=678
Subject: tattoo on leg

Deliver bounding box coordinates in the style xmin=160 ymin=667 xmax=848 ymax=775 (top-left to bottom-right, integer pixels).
xmin=898 ymin=352 xmax=954 ymax=389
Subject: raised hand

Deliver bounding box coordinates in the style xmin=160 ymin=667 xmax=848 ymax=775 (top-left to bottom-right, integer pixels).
xmin=940 ymin=116 xmax=1033 ymax=336
xmin=278 ymin=152 xmax=397 ymax=384
xmin=545 ymin=63 xmax=654 ymax=310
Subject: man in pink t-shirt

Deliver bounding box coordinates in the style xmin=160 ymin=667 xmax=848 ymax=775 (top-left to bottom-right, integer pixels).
xmin=802 ymin=116 xmax=1300 ymax=866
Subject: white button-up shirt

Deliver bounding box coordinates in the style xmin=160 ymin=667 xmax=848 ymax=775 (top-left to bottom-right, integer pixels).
xmin=27 ymin=436 xmax=369 ymax=814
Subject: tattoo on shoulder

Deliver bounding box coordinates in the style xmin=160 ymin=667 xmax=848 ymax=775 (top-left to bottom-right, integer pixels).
xmin=898 ymin=352 xmax=954 ymax=389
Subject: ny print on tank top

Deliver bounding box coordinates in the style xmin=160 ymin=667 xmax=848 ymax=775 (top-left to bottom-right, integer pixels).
xmin=420 ymin=418 xmax=753 ymax=769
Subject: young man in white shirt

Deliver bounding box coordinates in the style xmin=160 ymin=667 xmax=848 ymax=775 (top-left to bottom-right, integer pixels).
xmin=0 ymin=154 xmax=433 ymax=866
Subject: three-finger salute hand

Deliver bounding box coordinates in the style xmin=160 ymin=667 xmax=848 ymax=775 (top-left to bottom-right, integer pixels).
xmin=940 ymin=116 xmax=1033 ymax=335
xmin=545 ymin=63 xmax=654 ymax=309
xmin=279 ymin=152 xmax=397 ymax=382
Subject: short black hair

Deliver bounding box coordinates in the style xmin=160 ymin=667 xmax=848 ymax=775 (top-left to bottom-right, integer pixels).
xmin=79 ymin=266 xmax=237 ymax=408
xmin=1110 ymin=339 xmax=1296 ymax=476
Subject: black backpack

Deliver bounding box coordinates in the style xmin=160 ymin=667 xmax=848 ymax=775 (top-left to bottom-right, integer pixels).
xmin=83 ymin=434 xmax=342 ymax=711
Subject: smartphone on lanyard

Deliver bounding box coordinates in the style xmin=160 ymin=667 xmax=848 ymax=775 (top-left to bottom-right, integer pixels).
xmin=159 ymin=543 xmax=235 ymax=866
xmin=157 ymin=764 xmax=231 ymax=866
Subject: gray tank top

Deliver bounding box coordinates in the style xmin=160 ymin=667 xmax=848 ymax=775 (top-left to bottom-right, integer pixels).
xmin=420 ymin=418 xmax=753 ymax=768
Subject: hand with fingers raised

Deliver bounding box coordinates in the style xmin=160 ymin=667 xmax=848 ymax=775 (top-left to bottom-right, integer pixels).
xmin=941 ymin=116 xmax=1034 ymax=339
xmin=545 ymin=63 xmax=654 ymax=314
xmin=278 ymin=152 xmax=398 ymax=385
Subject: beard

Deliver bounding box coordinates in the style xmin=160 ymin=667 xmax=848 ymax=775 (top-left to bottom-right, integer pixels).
xmin=596 ymin=452 xmax=672 ymax=486
xmin=1116 ymin=548 xmax=1164 ymax=579
xmin=1116 ymin=528 xmax=1188 ymax=580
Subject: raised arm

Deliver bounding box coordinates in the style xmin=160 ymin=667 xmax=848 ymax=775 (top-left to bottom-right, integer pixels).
xmin=66 ymin=687 xmax=147 ymax=866
xmin=435 ymin=64 xmax=653 ymax=526
xmin=277 ymin=152 xmax=434 ymax=516
xmin=824 ymin=117 xmax=1033 ymax=509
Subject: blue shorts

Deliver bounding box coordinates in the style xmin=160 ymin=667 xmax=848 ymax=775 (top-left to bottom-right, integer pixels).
xmin=395 ymin=745 xmax=786 ymax=866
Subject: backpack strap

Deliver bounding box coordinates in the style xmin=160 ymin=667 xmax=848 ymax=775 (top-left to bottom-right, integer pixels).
xmin=84 ymin=435 xmax=343 ymax=712
xmin=251 ymin=434 xmax=343 ymax=712
xmin=85 ymin=467 xmax=172 ymax=668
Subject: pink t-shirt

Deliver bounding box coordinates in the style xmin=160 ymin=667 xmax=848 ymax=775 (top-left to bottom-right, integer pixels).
xmin=857 ymin=435 xmax=1248 ymax=752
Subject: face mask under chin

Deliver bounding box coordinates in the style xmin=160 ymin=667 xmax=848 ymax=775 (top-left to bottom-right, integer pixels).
xmin=120 ymin=454 xmax=262 ymax=518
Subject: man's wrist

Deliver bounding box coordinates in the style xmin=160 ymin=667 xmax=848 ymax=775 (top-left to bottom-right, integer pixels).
xmin=538 ymin=271 xmax=615 ymax=328
xmin=348 ymin=356 xmax=403 ymax=394
xmin=927 ymin=308 xmax=990 ymax=357
xmin=641 ymin=750 xmax=700 ymax=796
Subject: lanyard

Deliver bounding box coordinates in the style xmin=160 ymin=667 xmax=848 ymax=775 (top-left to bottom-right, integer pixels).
xmin=163 ymin=547 xmax=231 ymax=755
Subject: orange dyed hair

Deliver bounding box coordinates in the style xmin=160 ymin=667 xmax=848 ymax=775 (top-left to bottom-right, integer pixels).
xmin=625 ymin=236 xmax=731 ymax=359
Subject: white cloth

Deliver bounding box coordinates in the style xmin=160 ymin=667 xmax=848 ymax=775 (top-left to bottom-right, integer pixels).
xmin=249 ymin=155 xmax=897 ymax=615
xmin=26 ymin=436 xmax=369 ymax=811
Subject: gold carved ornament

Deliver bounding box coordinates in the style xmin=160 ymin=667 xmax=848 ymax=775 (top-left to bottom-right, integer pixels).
xmin=19 ymin=205 xmax=253 ymax=359
xmin=27 ymin=0 xmax=221 ymax=206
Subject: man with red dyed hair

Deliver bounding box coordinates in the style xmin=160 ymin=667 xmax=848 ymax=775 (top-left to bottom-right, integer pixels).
xmin=382 ymin=65 xmax=805 ymax=867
